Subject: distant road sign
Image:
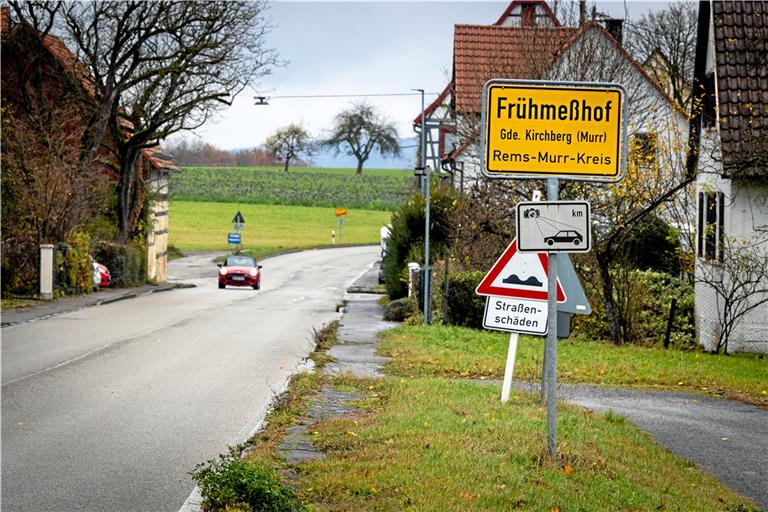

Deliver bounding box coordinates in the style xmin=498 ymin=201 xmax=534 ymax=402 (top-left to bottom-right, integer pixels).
xmin=481 ymin=80 xmax=627 ymax=182
xmin=228 ymin=233 xmax=241 ymax=245
xmin=232 ymin=211 xmax=246 ymax=224
xmin=517 ymin=201 xmax=591 ymax=253
xmin=335 ymin=208 xmax=348 ymax=217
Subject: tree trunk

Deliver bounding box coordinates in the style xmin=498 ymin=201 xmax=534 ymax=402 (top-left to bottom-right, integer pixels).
xmin=597 ymin=250 xmax=622 ymax=345
xmin=80 ymin=89 xmax=118 ymax=174
xmin=355 ymin=159 xmax=364 ymax=175
xmin=115 ymin=146 xmax=142 ymax=244
xmin=283 ymin=157 xmax=290 ymax=172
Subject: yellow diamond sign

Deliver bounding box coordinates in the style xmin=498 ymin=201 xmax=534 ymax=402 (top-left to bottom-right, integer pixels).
xmin=481 ymin=80 xmax=627 ymax=182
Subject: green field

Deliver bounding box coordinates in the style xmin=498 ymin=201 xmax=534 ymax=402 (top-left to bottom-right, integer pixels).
xmin=169 ymin=200 xmax=391 ymax=254
xmin=171 ymin=166 xmax=417 ymax=211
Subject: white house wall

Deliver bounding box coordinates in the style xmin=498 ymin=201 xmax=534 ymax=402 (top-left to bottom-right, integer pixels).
xmin=146 ymin=175 xmax=169 ymax=284
xmin=695 ymin=128 xmax=768 ymax=353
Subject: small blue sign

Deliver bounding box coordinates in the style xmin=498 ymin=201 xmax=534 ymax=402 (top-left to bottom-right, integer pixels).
xmin=228 ymin=233 xmax=241 ymax=245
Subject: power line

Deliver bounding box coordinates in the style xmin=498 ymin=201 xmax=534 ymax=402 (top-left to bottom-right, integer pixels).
xmin=257 ymin=92 xmax=441 ymax=100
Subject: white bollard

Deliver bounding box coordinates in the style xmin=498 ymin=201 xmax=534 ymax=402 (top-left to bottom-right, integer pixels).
xmin=407 ymin=262 xmax=420 ymax=297
xmin=40 ymin=244 xmax=54 ymax=300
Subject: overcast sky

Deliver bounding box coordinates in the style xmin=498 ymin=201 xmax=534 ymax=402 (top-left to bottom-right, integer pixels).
xmin=189 ymin=1 xmax=672 ymax=152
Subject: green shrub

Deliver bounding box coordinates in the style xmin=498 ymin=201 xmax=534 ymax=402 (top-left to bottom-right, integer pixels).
xmin=192 ymin=446 xmax=304 ymax=512
xmin=442 ymin=270 xmax=486 ymax=329
xmin=612 ymin=268 xmax=695 ymax=347
xmin=383 ymin=185 xmax=458 ymax=299
xmin=619 ymin=215 xmax=681 ymax=275
xmin=93 ymin=241 xmax=146 ymax=288
xmin=54 ymin=231 xmax=93 ymax=295
xmin=1 ymin=237 xmax=38 ymax=296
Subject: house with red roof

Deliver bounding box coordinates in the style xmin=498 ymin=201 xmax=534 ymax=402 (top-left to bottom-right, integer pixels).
xmin=687 ymin=1 xmax=768 ymax=353
xmin=1 ymin=6 xmax=175 ymax=283
xmin=415 ymin=0 xmax=687 ymax=192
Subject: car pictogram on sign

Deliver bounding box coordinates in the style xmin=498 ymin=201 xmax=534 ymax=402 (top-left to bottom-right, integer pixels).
xmin=544 ymin=230 xmax=583 ymax=246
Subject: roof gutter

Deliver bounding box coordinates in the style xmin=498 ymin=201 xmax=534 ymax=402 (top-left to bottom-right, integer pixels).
xmin=686 ymin=0 xmax=712 ymax=180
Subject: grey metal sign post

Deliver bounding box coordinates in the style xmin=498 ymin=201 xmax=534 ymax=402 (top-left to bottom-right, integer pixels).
xmin=477 ymin=78 xmax=628 ymax=461
xmin=543 ymin=179 xmax=559 ymax=458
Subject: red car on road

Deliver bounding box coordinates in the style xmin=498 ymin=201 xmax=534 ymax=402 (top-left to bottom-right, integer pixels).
xmin=218 ymin=255 xmax=262 ymax=290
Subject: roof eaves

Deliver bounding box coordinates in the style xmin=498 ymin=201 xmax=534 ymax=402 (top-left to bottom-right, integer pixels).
xmin=413 ymin=83 xmax=452 ymax=127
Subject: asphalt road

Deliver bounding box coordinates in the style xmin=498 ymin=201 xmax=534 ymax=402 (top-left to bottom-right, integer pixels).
xmin=1 ymin=246 xmax=379 ymax=512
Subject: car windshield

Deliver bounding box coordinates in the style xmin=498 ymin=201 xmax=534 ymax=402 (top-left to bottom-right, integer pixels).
xmin=225 ymin=256 xmax=256 ymax=267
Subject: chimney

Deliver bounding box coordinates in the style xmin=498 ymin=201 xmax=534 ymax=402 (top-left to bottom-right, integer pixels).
xmin=604 ymin=18 xmax=624 ymax=44
xmin=579 ymin=0 xmax=586 ymax=26
xmin=521 ymin=4 xmax=535 ymax=27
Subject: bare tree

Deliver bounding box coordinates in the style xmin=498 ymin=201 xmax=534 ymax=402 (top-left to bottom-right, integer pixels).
xmin=533 ymin=23 xmax=692 ymax=345
xmin=322 ymin=102 xmax=400 ymax=175
xmin=265 ymin=123 xmax=312 ymax=172
xmin=1 ymin=103 xmax=110 ymax=247
xmin=624 ymin=2 xmax=698 ymax=111
xmin=10 ymin=1 xmax=280 ymax=243
xmin=696 ymin=235 xmax=768 ymax=353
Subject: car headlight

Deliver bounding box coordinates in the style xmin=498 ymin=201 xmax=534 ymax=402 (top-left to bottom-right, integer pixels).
xmin=249 ymin=268 xmax=258 ymax=276
xmin=219 ymin=268 xmax=227 ymax=275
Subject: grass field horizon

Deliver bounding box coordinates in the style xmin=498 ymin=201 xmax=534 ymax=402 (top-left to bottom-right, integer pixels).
xmin=169 ymin=200 xmax=391 ymax=255
xmin=171 ymin=166 xmax=417 ymax=211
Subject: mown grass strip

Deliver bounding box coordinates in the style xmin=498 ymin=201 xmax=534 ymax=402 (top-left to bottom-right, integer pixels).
xmin=169 ymin=201 xmax=391 ymax=253
xmin=378 ymin=325 xmax=768 ymax=407
xmin=297 ymin=377 xmax=758 ymax=511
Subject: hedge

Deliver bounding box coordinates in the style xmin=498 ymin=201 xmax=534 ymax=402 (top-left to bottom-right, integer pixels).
xmin=93 ymin=241 xmax=146 ymax=288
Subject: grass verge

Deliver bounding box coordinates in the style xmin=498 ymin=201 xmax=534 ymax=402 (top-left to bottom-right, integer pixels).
xmin=208 ymin=322 xmax=762 ymax=511
xmin=1 ymin=297 xmax=45 ymax=311
xmin=297 ymin=377 xmax=757 ymax=511
xmin=379 ymin=325 xmax=768 ymax=407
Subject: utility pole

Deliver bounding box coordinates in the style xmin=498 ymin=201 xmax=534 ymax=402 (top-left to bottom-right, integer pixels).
xmin=414 ymin=88 xmax=431 ymax=325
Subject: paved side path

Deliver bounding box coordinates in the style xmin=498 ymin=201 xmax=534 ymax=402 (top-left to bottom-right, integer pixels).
xmin=560 ymin=385 xmax=767 ymax=510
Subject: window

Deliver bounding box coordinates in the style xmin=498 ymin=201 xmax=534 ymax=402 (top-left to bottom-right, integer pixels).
xmin=439 ymin=127 xmax=457 ymax=159
xmin=697 ymin=191 xmax=724 ymax=262
xmin=632 ymin=131 xmax=657 ymax=167
xmin=702 ymin=72 xmax=717 ymax=128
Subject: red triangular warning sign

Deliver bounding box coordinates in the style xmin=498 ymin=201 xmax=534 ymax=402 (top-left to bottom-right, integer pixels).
xmin=475 ymin=239 xmax=566 ymax=302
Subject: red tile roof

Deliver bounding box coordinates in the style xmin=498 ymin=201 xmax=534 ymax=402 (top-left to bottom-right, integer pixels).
xmin=712 ymin=1 xmax=768 ymax=177
xmin=1 ymin=5 xmax=9 ymax=33
xmin=40 ymin=33 xmax=96 ymax=97
xmin=453 ymin=24 xmax=578 ymax=113
xmin=142 ymin=146 xmax=179 ymax=173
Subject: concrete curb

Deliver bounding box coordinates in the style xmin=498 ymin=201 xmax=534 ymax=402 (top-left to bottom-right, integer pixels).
xmin=1 ymin=282 xmax=196 ymax=328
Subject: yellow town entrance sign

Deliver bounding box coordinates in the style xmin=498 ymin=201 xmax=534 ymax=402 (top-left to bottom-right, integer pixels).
xmin=480 ymin=80 xmax=627 ymax=182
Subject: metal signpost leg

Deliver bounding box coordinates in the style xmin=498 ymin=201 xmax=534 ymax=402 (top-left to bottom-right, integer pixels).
xmin=545 ymin=178 xmax=559 ymax=459
xmin=501 ymin=332 xmax=519 ymax=402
